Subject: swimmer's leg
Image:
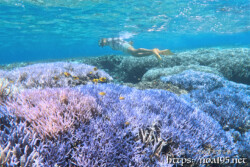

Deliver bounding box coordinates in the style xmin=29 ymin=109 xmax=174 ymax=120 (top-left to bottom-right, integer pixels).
xmin=128 ymin=48 xmax=162 ymax=60
xmin=159 ymin=49 xmax=174 ymax=55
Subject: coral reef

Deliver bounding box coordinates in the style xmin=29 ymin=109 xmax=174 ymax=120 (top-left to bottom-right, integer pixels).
xmin=0 ymin=62 xmax=34 ymax=71
xmin=38 ymin=134 xmax=72 ymax=166
xmin=0 ymin=106 xmax=15 ymax=132
xmin=7 ymin=88 xmax=99 ymax=139
xmin=161 ymin=70 xmax=225 ymax=91
xmin=0 ymin=62 xmax=112 ymax=89
xmin=161 ymin=70 xmax=249 ymax=132
xmin=69 ymin=121 xmax=150 ymax=166
xmin=124 ymin=81 xmax=188 ymax=95
xmin=2 ymin=82 xmax=243 ymax=166
xmin=72 ymin=48 xmax=249 ymax=84
xmin=78 ymin=84 xmax=238 ymax=162
xmin=237 ymin=132 xmax=250 ymax=159
xmin=0 ymin=107 xmax=43 ymax=166
xmin=142 ymin=65 xmax=222 ymax=82
xmin=2 ymin=48 xmax=248 ymax=85
xmin=35 ymin=83 xmax=240 ymax=166
xmin=0 ymin=56 xmax=248 ymax=166
xmin=161 ymin=70 xmax=249 ymax=162
xmin=0 ymin=79 xmax=14 ymax=104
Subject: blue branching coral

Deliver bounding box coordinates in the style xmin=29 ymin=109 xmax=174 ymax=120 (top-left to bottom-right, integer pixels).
xmin=160 ymin=70 xmax=225 ymax=91
xmin=161 ymin=70 xmax=249 ymax=162
xmin=161 ymin=70 xmax=249 ymax=132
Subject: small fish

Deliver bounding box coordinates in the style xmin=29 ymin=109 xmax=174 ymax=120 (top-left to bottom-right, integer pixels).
xmin=89 ymin=71 xmax=93 ymax=74
xmin=99 ymin=77 xmax=106 ymax=82
xmin=63 ymin=72 xmax=71 ymax=77
xmin=9 ymin=80 xmax=14 ymax=83
xmin=92 ymin=79 xmax=99 ymax=83
xmin=93 ymin=67 xmax=98 ymax=71
xmin=119 ymin=96 xmax=125 ymax=100
xmin=73 ymin=76 xmax=79 ymax=80
xmin=99 ymin=92 xmax=106 ymax=96
xmin=53 ymin=76 xmax=59 ymax=80
xmin=125 ymin=122 xmax=130 ymax=126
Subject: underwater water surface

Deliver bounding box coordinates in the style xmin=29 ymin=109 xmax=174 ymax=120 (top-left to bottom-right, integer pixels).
xmin=0 ymin=0 xmax=249 ymax=64
xmin=0 ymin=0 xmax=249 ymax=167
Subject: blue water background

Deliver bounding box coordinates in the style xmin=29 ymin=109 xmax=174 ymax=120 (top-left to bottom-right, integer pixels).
xmin=0 ymin=0 xmax=249 ymax=64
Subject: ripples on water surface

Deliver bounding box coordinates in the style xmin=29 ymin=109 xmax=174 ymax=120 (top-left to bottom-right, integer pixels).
xmin=0 ymin=0 xmax=249 ymax=64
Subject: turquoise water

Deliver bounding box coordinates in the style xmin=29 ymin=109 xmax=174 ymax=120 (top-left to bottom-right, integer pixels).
xmin=0 ymin=1 xmax=250 ymax=166
xmin=0 ymin=0 xmax=249 ymax=64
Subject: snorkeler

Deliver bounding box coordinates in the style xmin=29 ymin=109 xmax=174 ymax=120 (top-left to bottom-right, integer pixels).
xmin=98 ymin=38 xmax=174 ymax=61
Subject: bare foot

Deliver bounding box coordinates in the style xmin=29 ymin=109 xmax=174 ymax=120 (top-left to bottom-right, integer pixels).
xmin=160 ymin=49 xmax=174 ymax=55
xmin=152 ymin=48 xmax=162 ymax=61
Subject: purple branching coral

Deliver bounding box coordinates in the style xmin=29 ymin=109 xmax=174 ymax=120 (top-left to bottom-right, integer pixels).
xmin=38 ymin=121 xmax=150 ymax=166
xmin=0 ymin=62 xmax=112 ymax=89
xmin=70 ymin=120 xmax=152 ymax=166
xmin=7 ymin=88 xmax=100 ymax=139
xmin=1 ymin=82 xmax=244 ymax=166
xmin=38 ymin=135 xmax=72 ymax=166
xmin=76 ymin=84 xmax=238 ymax=165
xmin=0 ymin=106 xmax=44 ymax=166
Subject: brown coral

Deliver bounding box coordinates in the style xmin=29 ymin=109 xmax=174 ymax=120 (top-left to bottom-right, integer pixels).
xmin=0 ymin=78 xmax=13 ymax=104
